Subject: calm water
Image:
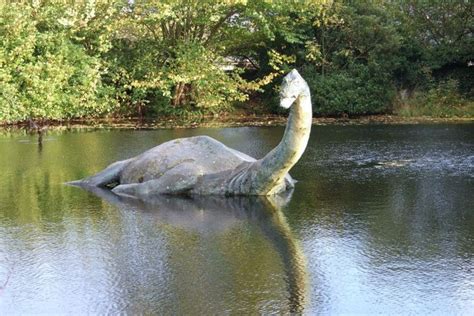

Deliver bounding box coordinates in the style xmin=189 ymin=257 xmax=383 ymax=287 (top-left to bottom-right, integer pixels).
xmin=0 ymin=124 xmax=473 ymax=314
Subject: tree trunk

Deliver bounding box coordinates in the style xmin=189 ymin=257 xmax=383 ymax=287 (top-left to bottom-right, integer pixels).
xmin=172 ymin=83 xmax=186 ymax=107
xmin=172 ymin=83 xmax=193 ymax=107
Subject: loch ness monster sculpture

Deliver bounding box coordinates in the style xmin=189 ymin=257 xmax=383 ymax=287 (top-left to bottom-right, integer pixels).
xmin=69 ymin=69 xmax=312 ymax=198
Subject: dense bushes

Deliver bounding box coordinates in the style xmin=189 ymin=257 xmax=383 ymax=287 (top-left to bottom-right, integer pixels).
xmin=0 ymin=2 xmax=117 ymax=123
xmin=268 ymin=1 xmax=472 ymax=116
xmin=300 ymin=2 xmax=401 ymax=115
xmin=0 ymin=0 xmax=472 ymax=123
xmin=303 ymin=66 xmax=396 ymax=115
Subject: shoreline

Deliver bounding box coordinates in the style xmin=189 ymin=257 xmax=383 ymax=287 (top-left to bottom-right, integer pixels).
xmin=1 ymin=114 xmax=473 ymax=131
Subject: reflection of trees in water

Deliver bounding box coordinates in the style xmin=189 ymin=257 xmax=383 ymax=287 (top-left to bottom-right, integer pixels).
xmin=83 ymin=186 xmax=308 ymax=314
xmin=285 ymin=167 xmax=473 ymax=314
xmin=289 ymin=171 xmax=474 ymax=260
xmin=293 ymin=124 xmax=474 ymax=260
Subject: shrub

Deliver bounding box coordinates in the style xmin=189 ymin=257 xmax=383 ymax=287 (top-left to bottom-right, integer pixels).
xmin=397 ymin=79 xmax=474 ymax=117
xmin=302 ymin=65 xmax=396 ymax=116
xmin=0 ymin=2 xmax=116 ymax=123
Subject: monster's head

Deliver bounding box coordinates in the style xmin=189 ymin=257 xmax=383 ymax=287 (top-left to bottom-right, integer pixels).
xmin=279 ymin=69 xmax=309 ymax=109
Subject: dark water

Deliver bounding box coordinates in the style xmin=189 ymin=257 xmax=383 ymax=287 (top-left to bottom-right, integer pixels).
xmin=0 ymin=124 xmax=473 ymax=314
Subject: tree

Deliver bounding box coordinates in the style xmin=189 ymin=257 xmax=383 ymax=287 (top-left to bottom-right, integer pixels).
xmin=297 ymin=1 xmax=402 ymax=114
xmin=398 ymin=0 xmax=474 ymax=97
xmin=0 ymin=1 xmax=118 ymax=123
xmin=109 ymin=0 xmax=331 ymax=114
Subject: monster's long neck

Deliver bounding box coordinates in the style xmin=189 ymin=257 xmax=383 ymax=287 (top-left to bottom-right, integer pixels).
xmin=254 ymin=88 xmax=312 ymax=194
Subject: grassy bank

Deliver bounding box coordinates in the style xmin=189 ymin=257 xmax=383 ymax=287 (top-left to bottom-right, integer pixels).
xmin=397 ymin=102 xmax=474 ymax=118
xmin=1 ymin=114 xmax=473 ymax=134
xmin=394 ymin=80 xmax=474 ymax=119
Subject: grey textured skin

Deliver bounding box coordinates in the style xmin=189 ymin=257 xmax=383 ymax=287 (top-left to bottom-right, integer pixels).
xmin=69 ymin=69 xmax=312 ymax=198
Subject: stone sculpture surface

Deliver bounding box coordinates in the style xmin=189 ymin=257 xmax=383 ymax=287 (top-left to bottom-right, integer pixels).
xmin=69 ymin=69 xmax=312 ymax=198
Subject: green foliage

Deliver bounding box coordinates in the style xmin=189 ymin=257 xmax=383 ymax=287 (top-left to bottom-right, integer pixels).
xmin=298 ymin=1 xmax=402 ymax=115
xmin=108 ymin=0 xmax=250 ymax=113
xmin=303 ymin=65 xmax=396 ymax=115
xmin=398 ymin=1 xmax=473 ymax=69
xmin=0 ymin=0 xmax=472 ymax=123
xmin=0 ymin=1 xmax=117 ymax=123
xmin=397 ymin=79 xmax=474 ymax=118
xmin=108 ymin=0 xmax=331 ymax=115
xmin=260 ymin=0 xmax=473 ymax=116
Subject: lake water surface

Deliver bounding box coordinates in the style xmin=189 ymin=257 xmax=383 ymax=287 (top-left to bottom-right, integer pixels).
xmin=0 ymin=124 xmax=473 ymax=314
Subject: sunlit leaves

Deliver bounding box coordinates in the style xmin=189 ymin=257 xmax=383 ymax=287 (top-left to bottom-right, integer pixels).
xmin=0 ymin=2 xmax=117 ymax=123
xmin=111 ymin=0 xmax=331 ymax=112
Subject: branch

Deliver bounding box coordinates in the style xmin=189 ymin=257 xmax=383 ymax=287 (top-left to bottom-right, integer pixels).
xmin=241 ymin=55 xmax=260 ymax=70
xmin=204 ymin=8 xmax=239 ymax=46
xmin=144 ymin=23 xmax=160 ymax=41
xmin=161 ymin=22 xmax=169 ymax=38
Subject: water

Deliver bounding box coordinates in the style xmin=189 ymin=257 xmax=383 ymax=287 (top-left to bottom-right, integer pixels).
xmin=0 ymin=124 xmax=473 ymax=314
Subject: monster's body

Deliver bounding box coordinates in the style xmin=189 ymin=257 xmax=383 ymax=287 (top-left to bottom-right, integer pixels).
xmin=70 ymin=69 xmax=312 ymax=199
xmin=78 ymin=135 xmax=295 ymax=198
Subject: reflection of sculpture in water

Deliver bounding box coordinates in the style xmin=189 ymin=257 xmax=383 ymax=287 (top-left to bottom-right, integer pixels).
xmin=82 ymin=185 xmax=308 ymax=313
xmin=69 ymin=69 xmax=312 ymax=198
